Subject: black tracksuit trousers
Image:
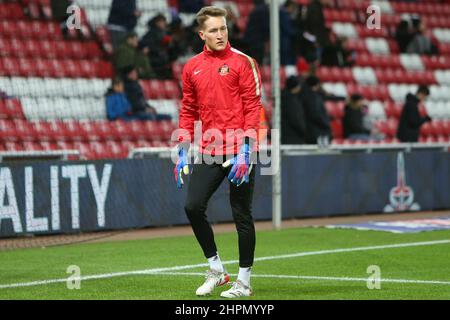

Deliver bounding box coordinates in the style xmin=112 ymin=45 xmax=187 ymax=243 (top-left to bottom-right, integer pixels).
xmin=184 ymin=158 xmax=256 ymax=268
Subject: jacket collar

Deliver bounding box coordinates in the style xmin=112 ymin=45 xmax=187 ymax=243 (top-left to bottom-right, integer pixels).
xmin=203 ymin=42 xmax=232 ymax=58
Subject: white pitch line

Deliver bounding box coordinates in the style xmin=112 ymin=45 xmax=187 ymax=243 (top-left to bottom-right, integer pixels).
xmin=1 ymin=239 xmax=449 ymax=290
xmin=152 ymin=272 xmax=450 ymax=286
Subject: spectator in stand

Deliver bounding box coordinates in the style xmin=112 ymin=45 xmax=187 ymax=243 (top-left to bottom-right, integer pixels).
xmin=397 ymin=85 xmax=432 ymax=142
xmin=343 ymin=94 xmax=372 ymax=140
xmin=121 ymin=65 xmax=171 ymax=121
xmin=107 ymin=0 xmax=141 ymax=49
xmin=141 ymin=14 xmax=173 ymax=79
xmin=105 ymin=77 xmax=134 ymax=121
xmin=395 ymin=18 xmax=414 ymax=53
xmin=280 ymin=0 xmax=298 ymax=66
xmin=243 ymin=0 xmax=270 ymax=65
xmin=168 ymin=16 xmax=189 ymax=62
xmin=304 ymin=0 xmax=328 ymax=47
xmin=136 ymin=41 xmax=156 ymax=79
xmin=406 ymin=18 xmax=438 ymax=55
xmin=113 ymin=33 xmax=156 ymax=79
xmin=298 ymin=31 xmax=320 ymax=73
xmin=281 ymin=76 xmax=307 ymax=144
xmin=113 ymin=32 xmax=139 ymax=73
xmin=321 ymin=29 xmax=355 ymax=67
xmin=106 ymin=77 xmax=171 ymax=121
xmin=300 ymin=75 xmax=332 ymax=145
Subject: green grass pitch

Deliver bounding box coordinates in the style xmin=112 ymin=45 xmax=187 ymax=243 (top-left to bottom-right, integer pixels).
xmin=1 ymin=227 xmax=450 ymax=300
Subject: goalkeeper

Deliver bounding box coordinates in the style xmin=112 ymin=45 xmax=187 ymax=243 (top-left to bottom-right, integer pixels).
xmin=174 ymin=6 xmax=262 ymax=298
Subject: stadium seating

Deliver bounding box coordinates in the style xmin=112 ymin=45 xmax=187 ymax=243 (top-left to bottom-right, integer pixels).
xmin=1 ymin=0 xmax=450 ymax=158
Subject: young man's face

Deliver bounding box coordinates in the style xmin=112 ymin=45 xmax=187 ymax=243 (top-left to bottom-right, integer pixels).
xmin=199 ymin=16 xmax=228 ymax=51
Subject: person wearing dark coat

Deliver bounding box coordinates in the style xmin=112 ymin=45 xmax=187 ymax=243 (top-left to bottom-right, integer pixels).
xmin=397 ymin=85 xmax=432 ymax=142
xmin=300 ymin=75 xmax=331 ymax=144
xmin=242 ymin=0 xmax=270 ymax=65
xmin=343 ymin=94 xmax=371 ymax=140
xmin=121 ymin=65 xmax=158 ymax=120
xmin=304 ymin=0 xmax=327 ymax=46
xmin=279 ymin=1 xmax=298 ymax=66
xmin=395 ymin=19 xmax=414 ymax=53
xmin=121 ymin=65 xmax=172 ymax=121
xmin=141 ymin=14 xmax=173 ymax=79
xmin=281 ymin=76 xmax=306 ymax=144
xmin=107 ymin=0 xmax=141 ymax=49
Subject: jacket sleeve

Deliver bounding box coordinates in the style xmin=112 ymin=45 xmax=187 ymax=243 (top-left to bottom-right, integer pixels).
xmin=239 ymin=57 xmax=262 ymax=142
xmin=178 ymin=63 xmax=198 ymax=143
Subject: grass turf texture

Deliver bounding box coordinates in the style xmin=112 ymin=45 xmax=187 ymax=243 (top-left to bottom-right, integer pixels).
xmin=0 ymin=227 xmax=450 ymax=299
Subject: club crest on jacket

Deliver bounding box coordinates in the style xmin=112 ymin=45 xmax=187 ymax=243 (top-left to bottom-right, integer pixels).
xmin=218 ymin=64 xmax=230 ymax=76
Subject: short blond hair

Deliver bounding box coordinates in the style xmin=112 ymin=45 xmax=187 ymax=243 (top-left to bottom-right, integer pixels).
xmin=196 ymin=6 xmax=227 ymax=29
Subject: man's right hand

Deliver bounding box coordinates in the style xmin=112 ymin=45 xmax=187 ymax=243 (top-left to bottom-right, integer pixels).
xmin=174 ymin=147 xmax=190 ymax=189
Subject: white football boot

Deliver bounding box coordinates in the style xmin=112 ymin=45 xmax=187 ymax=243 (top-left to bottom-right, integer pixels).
xmin=220 ymin=280 xmax=253 ymax=298
xmin=195 ymin=269 xmax=230 ymax=296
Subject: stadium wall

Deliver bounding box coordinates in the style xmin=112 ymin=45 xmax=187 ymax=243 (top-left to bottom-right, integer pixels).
xmin=0 ymin=151 xmax=448 ymax=238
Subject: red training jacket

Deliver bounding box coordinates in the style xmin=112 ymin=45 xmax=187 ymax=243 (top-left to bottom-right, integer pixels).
xmin=178 ymin=42 xmax=262 ymax=155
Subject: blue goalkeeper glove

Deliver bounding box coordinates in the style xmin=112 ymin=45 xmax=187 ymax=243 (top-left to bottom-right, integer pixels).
xmin=173 ymin=146 xmax=190 ymax=189
xmin=222 ymin=143 xmax=253 ymax=186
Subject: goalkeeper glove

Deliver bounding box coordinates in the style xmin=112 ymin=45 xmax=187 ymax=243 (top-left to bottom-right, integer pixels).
xmin=222 ymin=143 xmax=253 ymax=187
xmin=174 ymin=146 xmax=190 ymax=189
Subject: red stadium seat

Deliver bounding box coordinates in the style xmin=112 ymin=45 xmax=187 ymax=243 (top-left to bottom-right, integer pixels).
xmin=330 ymin=120 xmax=343 ymax=139
xmin=1 ymin=57 xmax=21 ymax=76
xmin=18 ymin=58 xmax=35 ymax=76
xmin=164 ymin=80 xmax=181 ymax=99
xmin=326 ymin=101 xmax=345 ymax=119
xmin=0 ymin=3 xmax=25 ymax=20
xmin=3 ymin=99 xmax=24 ymax=119
xmin=0 ymin=119 xmax=18 ymax=141
xmin=0 ymin=38 xmax=14 ymax=57
xmin=420 ymin=122 xmax=434 ymax=137
xmin=64 ymin=121 xmax=86 ymax=141
xmin=384 ymin=101 xmax=403 ymax=119
xmin=73 ymin=141 xmax=95 ymax=159
xmin=4 ymin=141 xmax=25 ymax=151
xmin=79 ymin=121 xmax=101 ymax=141
xmin=96 ymin=61 xmax=113 ymax=78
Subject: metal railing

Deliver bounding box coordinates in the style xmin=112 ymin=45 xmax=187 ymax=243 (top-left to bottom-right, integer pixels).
xmin=0 ymin=150 xmax=82 ymax=162
xmin=128 ymin=142 xmax=450 ymax=159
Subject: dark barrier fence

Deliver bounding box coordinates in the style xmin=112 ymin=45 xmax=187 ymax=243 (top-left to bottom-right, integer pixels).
xmin=0 ymin=150 xmax=449 ymax=238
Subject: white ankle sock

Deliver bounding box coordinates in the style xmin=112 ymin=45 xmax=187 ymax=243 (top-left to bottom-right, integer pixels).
xmin=237 ymin=267 xmax=252 ymax=286
xmin=208 ymin=254 xmax=224 ymax=272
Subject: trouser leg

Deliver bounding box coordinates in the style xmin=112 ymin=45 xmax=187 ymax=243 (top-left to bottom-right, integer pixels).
xmin=184 ymin=163 xmax=226 ymax=259
xmin=228 ymin=165 xmax=256 ymax=268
